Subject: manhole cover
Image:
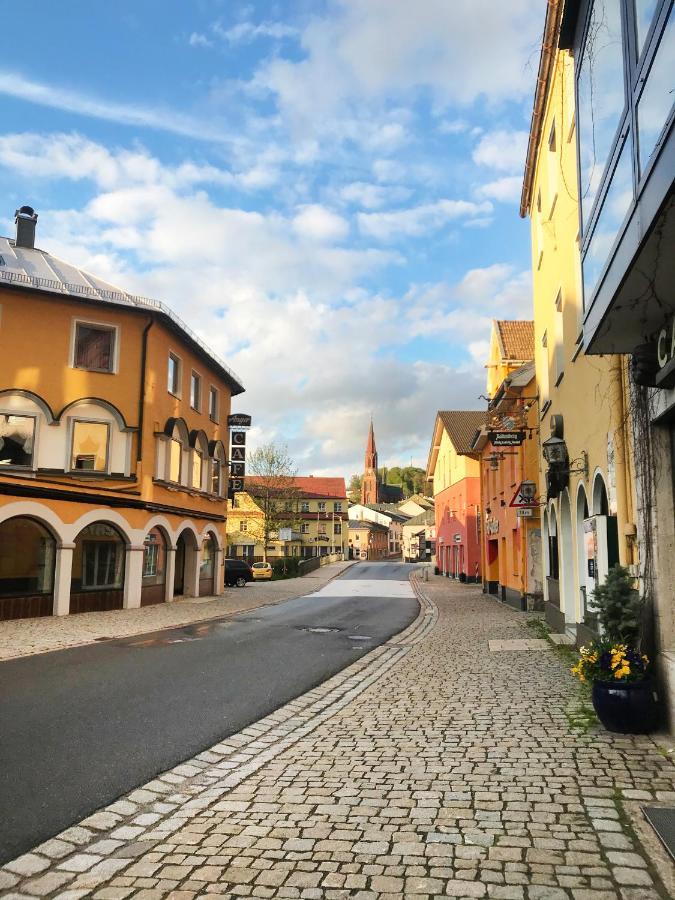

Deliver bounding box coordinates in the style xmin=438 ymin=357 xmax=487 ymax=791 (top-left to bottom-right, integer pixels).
xmin=301 ymin=626 xmax=342 ymax=634
xmin=642 ymin=806 xmax=675 ymax=861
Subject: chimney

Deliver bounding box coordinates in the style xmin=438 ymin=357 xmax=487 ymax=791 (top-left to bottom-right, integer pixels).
xmin=14 ymin=206 xmax=38 ymax=249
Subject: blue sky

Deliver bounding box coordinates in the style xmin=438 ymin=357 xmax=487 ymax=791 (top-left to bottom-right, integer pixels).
xmin=0 ymin=0 xmax=543 ymax=479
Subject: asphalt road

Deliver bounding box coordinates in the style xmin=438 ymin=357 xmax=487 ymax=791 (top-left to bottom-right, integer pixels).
xmin=0 ymin=561 xmax=419 ymax=865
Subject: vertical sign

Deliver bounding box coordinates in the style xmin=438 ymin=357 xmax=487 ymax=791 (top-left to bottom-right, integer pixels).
xmin=227 ymin=417 xmax=251 ymax=499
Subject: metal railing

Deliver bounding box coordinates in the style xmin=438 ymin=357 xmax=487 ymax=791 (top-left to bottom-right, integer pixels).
xmin=0 ymin=267 xmax=243 ymax=388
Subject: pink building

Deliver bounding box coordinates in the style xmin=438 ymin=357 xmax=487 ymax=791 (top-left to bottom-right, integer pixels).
xmin=426 ymin=411 xmax=486 ymax=582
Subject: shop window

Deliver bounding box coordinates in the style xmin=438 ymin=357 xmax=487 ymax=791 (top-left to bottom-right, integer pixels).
xmin=0 ymin=414 xmax=36 ymax=468
xmin=70 ymin=421 xmax=110 ymax=472
xmin=73 ymin=322 xmax=117 ymax=373
xmin=0 ymin=517 xmax=55 ymax=600
xmin=82 ymin=535 xmax=124 ymax=589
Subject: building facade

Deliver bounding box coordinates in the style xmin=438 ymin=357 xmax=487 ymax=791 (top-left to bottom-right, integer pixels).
xmin=472 ymin=321 xmax=542 ymax=610
xmin=227 ymin=477 xmax=348 ymax=560
xmin=520 ymin=4 xmax=638 ymax=640
xmin=558 ymin=0 xmax=675 ymax=708
xmin=401 ymin=510 xmax=435 ymax=563
xmin=426 ymin=411 xmax=486 ymax=581
xmin=0 ymin=208 xmax=243 ymax=620
xmin=348 ymin=519 xmax=389 ymax=560
xmin=347 ymin=502 xmax=407 ymax=556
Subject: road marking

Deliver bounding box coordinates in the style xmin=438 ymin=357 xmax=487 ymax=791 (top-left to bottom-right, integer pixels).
xmin=311 ymin=579 xmax=415 ymax=598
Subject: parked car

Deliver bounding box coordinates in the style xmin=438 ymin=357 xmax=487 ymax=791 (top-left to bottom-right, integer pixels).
xmin=251 ymin=561 xmax=273 ymax=580
xmin=224 ymin=559 xmax=253 ymax=587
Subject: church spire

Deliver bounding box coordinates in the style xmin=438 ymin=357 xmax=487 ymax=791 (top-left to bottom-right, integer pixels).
xmin=361 ymin=419 xmax=379 ymax=505
xmin=365 ymin=418 xmax=377 ymax=469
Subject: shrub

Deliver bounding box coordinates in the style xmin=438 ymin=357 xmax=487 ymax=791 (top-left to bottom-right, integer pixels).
xmin=588 ymin=564 xmax=642 ymax=646
xmin=271 ymin=557 xmax=301 ymax=579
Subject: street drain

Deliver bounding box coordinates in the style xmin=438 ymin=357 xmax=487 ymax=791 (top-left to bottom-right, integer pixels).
xmin=301 ymin=626 xmax=342 ymax=634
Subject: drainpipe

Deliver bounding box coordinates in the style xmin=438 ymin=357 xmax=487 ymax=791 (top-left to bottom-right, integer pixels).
xmin=610 ymin=355 xmax=631 ymax=566
xmin=137 ymin=316 xmax=154 ymax=467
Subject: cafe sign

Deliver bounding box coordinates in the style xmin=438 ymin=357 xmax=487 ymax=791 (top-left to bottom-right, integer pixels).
xmin=227 ymin=413 xmax=252 ymax=427
xmin=656 ymin=317 xmax=675 ymax=389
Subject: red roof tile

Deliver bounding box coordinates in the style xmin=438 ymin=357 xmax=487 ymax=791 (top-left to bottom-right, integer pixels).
xmin=496 ymin=320 xmax=534 ymax=360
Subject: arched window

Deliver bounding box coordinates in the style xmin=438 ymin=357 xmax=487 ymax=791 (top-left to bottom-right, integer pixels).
xmin=160 ymin=419 xmax=189 ymax=486
xmin=71 ymin=522 xmax=126 ymax=613
xmin=191 ymin=432 xmax=209 ymax=492
xmin=141 ymin=526 xmax=168 ymax=606
xmin=209 ymin=441 xmax=226 ymax=497
xmin=0 ymin=517 xmax=56 ymax=619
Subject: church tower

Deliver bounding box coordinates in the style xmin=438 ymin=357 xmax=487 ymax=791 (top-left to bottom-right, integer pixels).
xmin=360 ymin=420 xmax=380 ymax=505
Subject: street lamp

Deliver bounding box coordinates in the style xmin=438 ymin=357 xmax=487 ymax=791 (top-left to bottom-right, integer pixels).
xmin=542 ymin=435 xmax=567 ymax=466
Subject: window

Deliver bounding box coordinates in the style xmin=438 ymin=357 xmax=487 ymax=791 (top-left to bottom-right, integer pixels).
xmin=168 ymin=353 xmax=181 ymax=396
xmin=301 ymin=523 xmax=310 ymax=533
xmin=635 ymin=0 xmax=660 ymax=56
xmin=301 ymin=501 xmax=310 ymax=512
xmin=83 ymin=540 xmax=124 ymax=588
xmin=169 ymin=439 xmax=182 ymax=483
xmin=73 ymin=323 xmax=116 ymax=373
xmin=239 ymin=520 xmax=247 ymax=532
xmin=539 ymin=331 xmax=550 ymax=411
xmin=318 ymin=523 xmax=326 ymax=535
xmin=318 ymin=501 xmax=326 ymax=511
xmin=334 ymin=502 xmax=342 ymax=512
xmin=0 ymin=414 xmax=36 ymax=468
xmin=70 ymin=421 xmax=109 ymax=472
xmin=209 ymin=386 xmax=219 ymax=422
xmin=334 ymin=522 xmax=342 ymax=534
xmin=211 ymin=459 xmax=221 ymax=495
xmin=577 ymin=0 xmax=626 ymax=231
xmin=192 ymin=451 xmax=203 ymax=490
xmin=190 ymin=371 xmax=201 ymax=411
xmin=547 ymin=120 xmax=557 ymax=210
xmin=637 ymin=7 xmax=675 ymax=173
xmin=554 ymin=291 xmax=565 ymax=385
xmin=143 ymin=539 xmax=159 ymax=577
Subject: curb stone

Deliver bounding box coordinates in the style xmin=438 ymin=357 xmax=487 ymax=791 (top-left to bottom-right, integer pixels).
xmin=0 ymin=567 xmax=436 ymax=898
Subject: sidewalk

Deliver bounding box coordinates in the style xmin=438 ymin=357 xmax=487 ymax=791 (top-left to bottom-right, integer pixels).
xmin=2 ymin=573 xmax=675 ymax=899
xmin=0 ymin=560 xmax=355 ymax=662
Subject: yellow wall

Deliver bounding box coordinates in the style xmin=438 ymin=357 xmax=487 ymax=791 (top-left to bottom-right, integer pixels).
xmin=527 ymin=49 xmax=635 ymax=620
xmin=432 ymin=429 xmax=479 ymax=496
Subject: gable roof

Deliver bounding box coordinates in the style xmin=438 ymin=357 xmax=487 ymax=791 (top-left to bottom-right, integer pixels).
xmin=247 ymin=475 xmax=346 ymax=499
xmin=402 ymin=509 xmax=435 ymax=527
xmin=438 ymin=410 xmax=489 ymax=454
xmin=495 ymin=320 xmax=534 ymax=361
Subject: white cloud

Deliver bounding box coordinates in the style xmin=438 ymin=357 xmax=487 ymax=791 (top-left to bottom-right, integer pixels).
xmin=292 ymin=205 xmax=349 ymax=242
xmin=189 ymin=32 xmax=213 ymax=48
xmin=339 ymin=181 xmax=411 ymax=210
xmin=438 ymin=119 xmax=469 ymax=135
xmin=477 ymin=175 xmax=523 ymax=203
xmin=472 ymin=129 xmax=529 ymax=173
xmin=0 ymin=71 xmax=231 ymax=144
xmin=250 ymin=0 xmax=543 ymax=139
xmin=212 ymin=20 xmax=298 ymax=44
xmin=358 ymin=198 xmax=492 ymax=241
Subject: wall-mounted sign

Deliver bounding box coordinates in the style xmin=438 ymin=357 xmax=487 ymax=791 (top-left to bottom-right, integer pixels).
xmin=230 ymin=462 xmax=245 ymax=478
xmin=231 ymin=446 xmax=245 ymax=461
xmin=228 ymin=413 xmax=252 ymax=427
xmin=486 ymin=517 xmax=499 ymax=535
xmin=231 ymin=431 xmax=246 ymax=446
xmin=516 ymin=508 xmax=535 ymax=518
xmin=655 ymin=317 xmax=675 ymax=389
xmin=488 ymin=430 xmax=525 ymax=446
xmin=510 ymin=482 xmax=538 ymax=508
xmin=453 ymin=534 xmax=462 ymax=542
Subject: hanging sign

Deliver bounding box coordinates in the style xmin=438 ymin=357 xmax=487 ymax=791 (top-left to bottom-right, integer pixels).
xmin=655 ymin=317 xmax=675 ymax=388
xmin=488 ymin=430 xmax=525 ymax=446
xmin=231 ymin=431 xmax=246 ymax=446
xmin=231 ymin=445 xmax=245 ymax=461
xmin=230 ymin=462 xmax=245 ymax=478
xmin=228 ymin=478 xmax=245 ymax=499
xmin=228 ymin=413 xmax=252 ymax=427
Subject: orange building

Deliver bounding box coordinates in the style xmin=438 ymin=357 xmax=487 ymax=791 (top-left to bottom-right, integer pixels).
xmin=0 ymin=206 xmax=244 ymax=620
xmin=471 ymin=321 xmax=542 ymax=610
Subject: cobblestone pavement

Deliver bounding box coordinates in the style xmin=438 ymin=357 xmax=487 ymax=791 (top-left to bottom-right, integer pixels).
xmin=2 ymin=573 xmax=675 ymax=899
xmin=0 ymin=561 xmax=355 ymax=661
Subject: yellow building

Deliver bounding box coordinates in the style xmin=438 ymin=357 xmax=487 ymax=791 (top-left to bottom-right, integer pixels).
xmin=520 ymin=5 xmax=636 ymax=638
xmin=226 ymin=477 xmax=348 ymax=560
xmin=0 ymin=206 xmax=243 ymax=619
xmin=471 ymin=321 xmax=542 ymax=610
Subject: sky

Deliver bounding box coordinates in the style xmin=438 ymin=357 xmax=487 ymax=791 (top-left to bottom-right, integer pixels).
xmin=0 ymin=0 xmax=543 ymax=481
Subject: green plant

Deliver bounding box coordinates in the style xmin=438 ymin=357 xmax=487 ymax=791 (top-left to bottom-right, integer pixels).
xmin=271 ymin=557 xmax=300 ymax=579
xmin=588 ymin=564 xmax=642 ymax=646
xmin=571 ymin=640 xmax=649 ymax=683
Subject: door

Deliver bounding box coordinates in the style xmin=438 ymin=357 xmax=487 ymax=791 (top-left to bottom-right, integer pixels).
xmin=174 ymin=534 xmax=186 ymax=596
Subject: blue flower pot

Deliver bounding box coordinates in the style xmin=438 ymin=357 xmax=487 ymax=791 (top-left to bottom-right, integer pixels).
xmin=592 ymin=678 xmax=660 ymax=734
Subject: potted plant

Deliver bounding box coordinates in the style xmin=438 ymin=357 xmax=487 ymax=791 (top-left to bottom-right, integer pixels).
xmin=570 ymin=565 xmax=660 ymax=734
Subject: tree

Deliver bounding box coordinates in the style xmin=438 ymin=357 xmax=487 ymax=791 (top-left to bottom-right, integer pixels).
xmin=348 ymin=474 xmax=362 ymax=503
xmin=378 ymin=465 xmax=426 ymax=497
xmin=246 ymin=443 xmax=299 ymax=561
